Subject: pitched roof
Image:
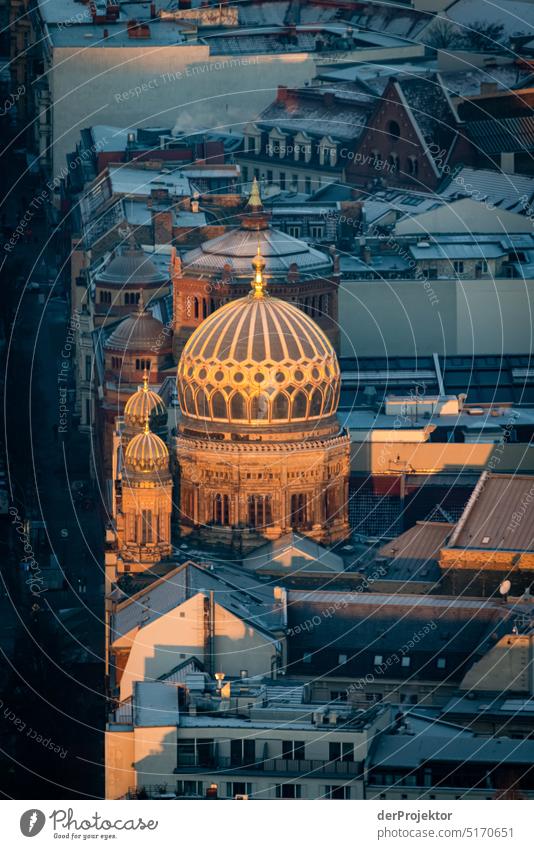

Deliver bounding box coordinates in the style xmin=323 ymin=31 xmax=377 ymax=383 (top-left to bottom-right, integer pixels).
xmin=466 ymin=115 xmax=534 ymax=154
xmin=395 ymin=197 xmax=534 ymax=236
xmin=244 ymin=532 xmax=344 ymax=575
xmin=377 ymin=521 xmax=454 ymax=581
xmin=448 ymin=472 xmax=534 ymax=552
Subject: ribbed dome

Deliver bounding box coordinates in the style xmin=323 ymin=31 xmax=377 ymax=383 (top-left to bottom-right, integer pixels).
xmin=124 ymin=374 xmax=167 ymax=429
xmin=96 ymin=249 xmax=167 ymax=289
xmin=124 ymin=427 xmax=169 ymax=473
xmin=105 ymin=305 xmax=168 ymax=353
xmin=177 ymin=254 xmax=340 ymax=430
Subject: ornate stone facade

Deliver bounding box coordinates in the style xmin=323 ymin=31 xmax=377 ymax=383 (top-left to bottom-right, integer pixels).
xmin=175 ymin=249 xmax=350 ymax=551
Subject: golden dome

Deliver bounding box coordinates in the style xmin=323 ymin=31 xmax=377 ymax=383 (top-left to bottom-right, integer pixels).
xmin=124 ymin=372 xmax=167 ymax=429
xmin=124 ymin=420 xmax=169 ymax=473
xmin=177 ymin=253 xmax=340 ymax=430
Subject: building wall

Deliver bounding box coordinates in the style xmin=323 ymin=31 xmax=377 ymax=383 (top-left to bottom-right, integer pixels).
xmin=105 ymin=729 xmax=135 ymax=800
xmin=349 ymin=440 xmax=534 ymax=476
xmin=339 ymin=277 xmax=534 ymax=357
xmin=50 ymin=47 xmax=316 ymax=178
xmin=115 ymin=594 xmax=277 ymax=700
xmin=460 ymin=635 xmax=534 ymax=694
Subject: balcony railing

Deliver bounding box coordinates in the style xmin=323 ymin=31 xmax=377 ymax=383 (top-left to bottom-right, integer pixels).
xmin=175 ymin=757 xmax=362 ymax=777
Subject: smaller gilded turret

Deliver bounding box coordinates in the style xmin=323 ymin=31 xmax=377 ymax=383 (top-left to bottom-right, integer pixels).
xmin=250 ymin=244 xmax=267 ymax=299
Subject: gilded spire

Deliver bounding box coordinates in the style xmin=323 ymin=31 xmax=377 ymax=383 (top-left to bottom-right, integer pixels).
xmin=144 ymin=413 xmax=150 ymax=434
xmin=251 ymin=243 xmax=267 ymax=298
xmin=246 ymin=176 xmax=263 ymax=210
xmin=142 ymin=368 xmax=149 ymax=392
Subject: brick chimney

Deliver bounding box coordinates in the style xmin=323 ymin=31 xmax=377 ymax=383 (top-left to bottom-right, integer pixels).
xmin=153 ymin=210 xmax=173 ymax=245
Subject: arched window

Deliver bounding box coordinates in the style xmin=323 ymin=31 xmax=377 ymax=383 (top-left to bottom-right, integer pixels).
xmin=309 ymin=388 xmax=323 ymax=417
xmin=323 ymin=384 xmax=334 ymax=414
xmin=290 ymin=493 xmax=308 ymax=528
xmin=251 ymin=393 xmax=269 ymax=420
xmin=388 ymin=120 xmax=400 ymax=140
xmin=247 ymin=495 xmax=272 ymax=528
xmin=213 ymin=494 xmax=230 ymax=526
xmin=211 ymin=390 xmax=227 ymax=419
xmin=141 ymin=509 xmax=153 ymax=544
xmin=196 ymin=388 xmax=209 ymax=417
xmin=183 ymin=385 xmax=195 ymax=415
xmin=202 ymin=299 xmax=207 ymax=319
xmin=407 ymin=156 xmax=418 ymax=177
xmin=272 ymin=392 xmax=289 ymax=420
xmin=388 ymin=153 xmax=399 ymax=171
xmin=292 ymin=390 xmax=307 ymax=419
xmin=230 ymin=392 xmax=247 ymax=420
xmin=193 ymin=297 xmax=199 ymax=319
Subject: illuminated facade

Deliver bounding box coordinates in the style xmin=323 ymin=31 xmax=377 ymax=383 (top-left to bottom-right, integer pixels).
xmin=116 ymin=420 xmax=173 ymax=569
xmin=176 ymin=248 xmax=350 ymax=551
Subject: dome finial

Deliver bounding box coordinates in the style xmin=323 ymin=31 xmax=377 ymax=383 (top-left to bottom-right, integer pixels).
xmin=142 ymin=368 xmax=149 ymax=391
xmin=246 ymin=176 xmax=263 ymax=211
xmin=137 ymin=288 xmax=145 ymax=313
xmin=251 ymin=243 xmax=267 ymax=298
xmin=144 ymin=413 xmax=150 ymax=435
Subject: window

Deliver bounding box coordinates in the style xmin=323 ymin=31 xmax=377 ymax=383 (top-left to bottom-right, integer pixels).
xmin=282 ymin=740 xmax=305 ymax=761
xmin=373 ymin=655 xmax=383 ymax=666
xmin=305 ymin=177 xmax=312 ymax=194
xmin=310 ymin=224 xmax=324 ymax=240
xmin=279 ymin=172 xmax=286 ymax=190
xmin=230 ymin=392 xmax=246 ymax=420
xmin=407 ymin=156 xmax=418 ymax=177
xmin=401 ymin=656 xmax=411 ymax=668
xmin=253 ymin=168 xmax=260 ymax=180
xmin=141 ymin=509 xmax=153 ymax=544
xmin=290 ymin=493 xmax=308 ymax=528
xmin=453 ymin=260 xmax=464 ymax=274
xmin=329 ymin=742 xmax=354 ymax=762
xmin=325 ymin=785 xmax=351 ymax=799
xmin=211 ymin=390 xmax=227 ymax=419
xmin=226 ymin=782 xmax=252 ymax=798
xmin=135 ymin=358 xmax=151 ymax=371
xmin=212 ymin=494 xmax=230 ymax=526
xmin=85 ymin=356 xmax=92 ymax=381
xmin=266 ymin=170 xmax=273 ymax=184
xmin=388 ymin=152 xmax=399 ymax=171
xmin=247 ymin=495 xmax=272 ymax=528
xmin=99 ymin=290 xmax=111 ymax=304
xmin=388 ymin=120 xmax=400 ymax=140
xmin=291 ymin=175 xmax=299 ymax=191
xmin=177 ymin=738 xmax=214 ymax=767
xmin=338 ymin=654 xmax=348 ymax=665
xmin=241 ymin=166 xmax=248 ymax=184
xmin=275 ymin=784 xmax=302 ymax=799
xmin=287 ymin=225 xmax=301 ymax=238
xmin=246 ymin=135 xmax=256 ymax=153
xmin=437 ymin=657 xmax=446 ymax=669
xmin=330 ymin=690 xmax=348 ymax=702
xmin=176 ymin=780 xmax=203 ymax=797
xmin=230 ymin=738 xmax=256 ymax=766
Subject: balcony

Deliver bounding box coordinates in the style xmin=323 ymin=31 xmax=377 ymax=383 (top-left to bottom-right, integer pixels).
xmin=175 ymin=757 xmax=362 ymax=778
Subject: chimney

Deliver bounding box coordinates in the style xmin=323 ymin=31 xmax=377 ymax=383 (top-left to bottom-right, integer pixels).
xmin=277 ymin=85 xmax=290 ymax=105
xmin=480 ymin=82 xmax=498 ymax=96
xmin=153 ymin=210 xmax=173 ymax=245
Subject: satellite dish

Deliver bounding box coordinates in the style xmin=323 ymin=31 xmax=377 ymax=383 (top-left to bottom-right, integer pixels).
xmin=499 ymin=579 xmax=511 ymax=596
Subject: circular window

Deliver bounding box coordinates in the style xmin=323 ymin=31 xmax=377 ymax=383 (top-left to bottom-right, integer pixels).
xmin=294 ymin=369 xmax=304 ymax=382
xmin=254 ymin=372 xmax=264 ymax=383
xmin=198 ymin=368 xmax=207 ymax=380
xmin=275 ymin=371 xmax=285 ymax=383
xmin=214 ymin=370 xmax=224 ymax=381
xmin=234 ymin=372 xmax=244 ymax=383
xmin=187 ymin=366 xmax=194 ymax=377
xmin=312 ymin=367 xmax=320 ymax=380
